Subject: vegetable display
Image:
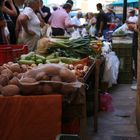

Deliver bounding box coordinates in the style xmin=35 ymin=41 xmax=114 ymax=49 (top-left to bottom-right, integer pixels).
xmin=36 ymin=37 xmax=93 ymax=58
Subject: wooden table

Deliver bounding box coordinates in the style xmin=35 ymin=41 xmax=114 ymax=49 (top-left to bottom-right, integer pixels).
xmin=0 ymin=95 xmax=62 ymax=140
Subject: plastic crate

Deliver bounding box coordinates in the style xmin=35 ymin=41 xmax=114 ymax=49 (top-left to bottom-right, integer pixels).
xmin=0 ymin=45 xmax=28 ymax=65
xmin=112 ymin=43 xmax=133 ymax=84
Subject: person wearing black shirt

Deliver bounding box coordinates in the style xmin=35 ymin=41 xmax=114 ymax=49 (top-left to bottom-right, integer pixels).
xmin=3 ymin=0 xmax=19 ymax=44
xmin=39 ymin=0 xmax=51 ymax=24
xmin=0 ymin=0 xmax=8 ymax=44
xmin=96 ymin=3 xmax=108 ymax=37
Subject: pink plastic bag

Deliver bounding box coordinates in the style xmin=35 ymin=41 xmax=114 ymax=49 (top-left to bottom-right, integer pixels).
xmin=100 ymin=92 xmax=114 ymax=112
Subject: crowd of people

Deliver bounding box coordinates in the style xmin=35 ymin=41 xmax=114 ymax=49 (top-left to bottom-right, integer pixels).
xmin=0 ymin=0 xmax=124 ymax=47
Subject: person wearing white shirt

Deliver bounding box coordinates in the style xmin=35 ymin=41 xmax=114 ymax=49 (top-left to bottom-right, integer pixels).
xmin=16 ymin=0 xmax=41 ymax=51
xmin=126 ymin=9 xmax=138 ymax=24
xmin=71 ymin=12 xmax=82 ymax=26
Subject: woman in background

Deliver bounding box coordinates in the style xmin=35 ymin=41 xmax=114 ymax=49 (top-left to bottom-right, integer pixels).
xmin=0 ymin=0 xmax=9 ymax=44
xmin=2 ymin=0 xmax=18 ymax=44
xmin=16 ymin=0 xmax=42 ymax=51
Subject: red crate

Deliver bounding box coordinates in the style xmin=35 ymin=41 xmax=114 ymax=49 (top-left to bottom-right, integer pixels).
xmin=0 ymin=45 xmax=28 ymax=65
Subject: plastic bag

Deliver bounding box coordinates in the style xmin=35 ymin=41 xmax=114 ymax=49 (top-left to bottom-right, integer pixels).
xmin=100 ymin=92 xmax=114 ymax=112
xmin=18 ymin=64 xmax=84 ymax=103
xmin=69 ymin=29 xmax=81 ymax=40
xmin=103 ymin=51 xmax=120 ymax=87
xmin=81 ymin=28 xmax=88 ymax=37
xmin=101 ymin=41 xmax=112 ymax=56
xmin=89 ymin=25 xmax=96 ymax=37
xmin=112 ymin=23 xmax=128 ymax=36
xmin=41 ymin=24 xmax=52 ymax=37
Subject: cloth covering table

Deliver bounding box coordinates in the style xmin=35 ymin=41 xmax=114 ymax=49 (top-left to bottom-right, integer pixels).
xmin=0 ymin=95 xmax=62 ymax=140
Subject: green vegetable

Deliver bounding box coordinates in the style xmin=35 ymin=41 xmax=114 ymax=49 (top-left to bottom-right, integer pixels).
xmin=18 ymin=60 xmax=35 ymax=65
xmin=59 ymin=57 xmax=79 ymax=64
xmin=20 ymin=52 xmax=35 ymax=60
xmin=46 ymin=58 xmax=60 ymax=63
xmin=46 ymin=37 xmax=92 ymax=58
xmin=35 ymin=54 xmax=46 ymax=63
xmin=36 ymin=59 xmax=43 ymax=64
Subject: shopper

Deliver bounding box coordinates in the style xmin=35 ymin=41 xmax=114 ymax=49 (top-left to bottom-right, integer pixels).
xmin=16 ymin=0 xmax=41 ymax=51
xmin=38 ymin=0 xmax=51 ymax=24
xmin=2 ymin=0 xmax=19 ymax=44
xmin=126 ymin=9 xmax=138 ymax=24
xmin=96 ymin=3 xmax=108 ymax=38
xmin=130 ymin=23 xmax=138 ymax=90
xmin=0 ymin=0 xmax=9 ymax=44
xmin=48 ymin=3 xmax=78 ymax=36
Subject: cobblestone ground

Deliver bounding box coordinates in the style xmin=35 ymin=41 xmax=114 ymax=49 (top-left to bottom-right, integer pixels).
xmin=87 ymin=84 xmax=140 ymax=140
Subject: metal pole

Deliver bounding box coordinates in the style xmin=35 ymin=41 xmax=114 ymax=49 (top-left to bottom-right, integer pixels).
xmin=123 ymin=0 xmax=127 ymax=23
xmin=136 ymin=0 xmax=140 ymax=135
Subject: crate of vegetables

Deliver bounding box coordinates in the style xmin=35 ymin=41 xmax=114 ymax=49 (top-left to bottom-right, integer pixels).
xmin=0 ymin=45 xmax=28 ymax=65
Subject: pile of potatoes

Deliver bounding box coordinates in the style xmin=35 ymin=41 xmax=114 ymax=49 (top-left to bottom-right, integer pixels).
xmin=0 ymin=62 xmax=80 ymax=96
xmin=0 ymin=62 xmax=38 ymax=96
xmin=19 ymin=64 xmax=79 ymax=95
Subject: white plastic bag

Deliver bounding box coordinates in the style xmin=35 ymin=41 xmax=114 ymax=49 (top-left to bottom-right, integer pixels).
xmin=112 ymin=23 xmax=128 ymax=36
xmin=89 ymin=25 xmax=96 ymax=37
xmin=41 ymin=24 xmax=52 ymax=37
xmin=101 ymin=41 xmax=112 ymax=56
xmin=69 ymin=29 xmax=81 ymax=40
xmin=103 ymin=51 xmax=120 ymax=87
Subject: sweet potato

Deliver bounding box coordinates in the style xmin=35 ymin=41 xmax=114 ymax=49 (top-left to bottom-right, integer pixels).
xmin=9 ymin=63 xmax=21 ymax=73
xmin=35 ymin=72 xmax=49 ymax=81
xmin=59 ymin=68 xmax=77 ymax=82
xmin=0 ymin=75 xmax=9 ymax=86
xmin=8 ymin=77 xmax=20 ymax=86
xmin=1 ymin=69 xmax=13 ymax=80
xmin=1 ymin=85 xmax=20 ymax=96
xmin=20 ymin=77 xmax=36 ymax=83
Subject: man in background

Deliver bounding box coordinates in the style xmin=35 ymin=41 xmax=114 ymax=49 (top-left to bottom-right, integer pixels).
xmin=96 ymin=3 xmax=108 ymax=37
xmin=48 ymin=3 xmax=78 ymax=36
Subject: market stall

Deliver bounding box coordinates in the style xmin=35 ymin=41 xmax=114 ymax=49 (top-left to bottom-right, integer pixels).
xmin=0 ymin=36 xmax=107 ymax=139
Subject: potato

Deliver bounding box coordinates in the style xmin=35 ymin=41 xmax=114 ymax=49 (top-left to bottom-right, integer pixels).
xmin=7 ymin=61 xmax=14 ymax=65
xmin=0 ymin=75 xmax=9 ymax=86
xmin=1 ymin=85 xmax=20 ymax=96
xmin=9 ymin=63 xmax=21 ymax=73
xmin=20 ymin=77 xmax=36 ymax=83
xmin=59 ymin=68 xmax=77 ymax=83
xmin=42 ymin=84 xmax=53 ymax=94
xmin=25 ymin=69 xmax=41 ymax=78
xmin=17 ymin=73 xmax=24 ymax=79
xmin=44 ymin=65 xmax=60 ymax=75
xmin=8 ymin=77 xmax=20 ymax=86
xmin=51 ymin=75 xmax=61 ymax=82
xmin=1 ymin=69 xmax=13 ymax=80
xmin=35 ymin=72 xmax=49 ymax=81
xmin=75 ymin=64 xmax=84 ymax=70
xmin=21 ymin=64 xmax=28 ymax=72
xmin=0 ymin=66 xmax=5 ymax=72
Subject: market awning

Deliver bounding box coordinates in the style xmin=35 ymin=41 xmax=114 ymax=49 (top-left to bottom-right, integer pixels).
xmin=111 ymin=0 xmax=138 ymax=7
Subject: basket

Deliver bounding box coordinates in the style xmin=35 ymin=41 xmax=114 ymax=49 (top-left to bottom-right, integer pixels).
xmin=0 ymin=45 xmax=28 ymax=65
